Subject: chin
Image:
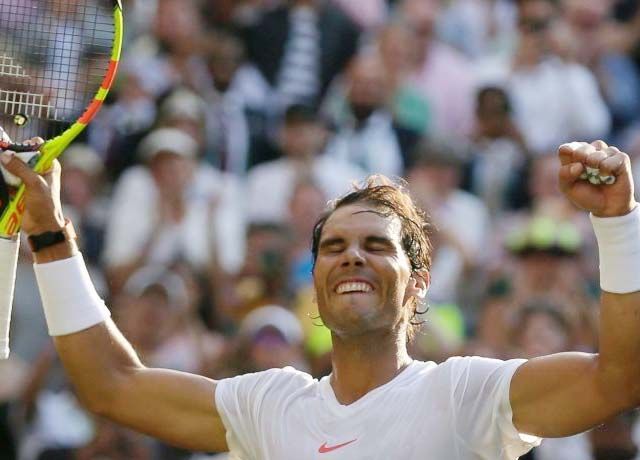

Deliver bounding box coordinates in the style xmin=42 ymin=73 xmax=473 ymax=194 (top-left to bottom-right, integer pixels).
xmin=324 ymin=304 xmax=385 ymax=336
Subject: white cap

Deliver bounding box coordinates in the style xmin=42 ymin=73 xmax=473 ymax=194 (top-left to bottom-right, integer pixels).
xmin=123 ymin=265 xmax=189 ymax=309
xmin=62 ymin=143 xmax=104 ymax=176
xmin=137 ymin=128 xmax=199 ymax=161
xmin=239 ymin=305 xmax=304 ymax=345
xmin=159 ymin=88 xmax=206 ymax=123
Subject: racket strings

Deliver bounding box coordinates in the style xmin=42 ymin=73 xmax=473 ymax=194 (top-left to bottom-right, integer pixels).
xmin=0 ymin=0 xmax=114 ymax=141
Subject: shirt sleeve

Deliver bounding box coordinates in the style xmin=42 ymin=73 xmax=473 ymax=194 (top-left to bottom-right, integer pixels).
xmin=446 ymin=356 xmax=542 ymax=459
xmin=214 ymin=367 xmax=313 ymax=459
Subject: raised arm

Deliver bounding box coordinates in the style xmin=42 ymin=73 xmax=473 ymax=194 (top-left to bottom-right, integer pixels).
xmin=0 ymin=152 xmax=228 ymax=452
xmin=510 ymin=140 xmax=640 ymax=437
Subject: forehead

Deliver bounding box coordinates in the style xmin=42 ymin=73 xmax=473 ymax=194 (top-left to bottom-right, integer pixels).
xmin=321 ymin=204 xmax=402 ymax=241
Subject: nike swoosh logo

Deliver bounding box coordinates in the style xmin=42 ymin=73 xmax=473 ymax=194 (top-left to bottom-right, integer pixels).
xmin=318 ymin=439 xmax=357 ymax=453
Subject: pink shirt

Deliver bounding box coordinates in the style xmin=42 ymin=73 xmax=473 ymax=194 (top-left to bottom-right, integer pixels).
xmin=410 ymin=42 xmax=475 ymax=139
xmin=329 ymin=0 xmax=388 ymax=30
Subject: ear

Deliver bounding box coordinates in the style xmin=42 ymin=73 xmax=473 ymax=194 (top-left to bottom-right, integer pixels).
xmin=409 ymin=269 xmax=430 ymax=300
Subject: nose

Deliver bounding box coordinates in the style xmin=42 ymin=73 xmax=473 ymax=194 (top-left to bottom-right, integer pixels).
xmin=341 ymin=245 xmax=365 ymax=267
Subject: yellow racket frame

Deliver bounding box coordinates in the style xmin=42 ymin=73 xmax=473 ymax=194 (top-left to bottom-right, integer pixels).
xmin=0 ymin=1 xmax=123 ymax=238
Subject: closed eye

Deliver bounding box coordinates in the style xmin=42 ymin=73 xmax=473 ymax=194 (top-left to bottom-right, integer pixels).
xmin=365 ymin=236 xmax=395 ymax=253
xmin=319 ymin=238 xmax=345 ymax=254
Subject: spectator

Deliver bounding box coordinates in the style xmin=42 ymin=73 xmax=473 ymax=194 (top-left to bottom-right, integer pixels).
xmin=398 ymin=0 xmax=476 ymax=139
xmin=243 ymin=0 xmax=361 ymax=112
xmin=323 ymin=53 xmax=421 ymax=176
xmin=60 ymin=145 xmax=109 ymax=268
xmin=224 ymin=305 xmax=309 ymax=375
xmin=246 ymin=104 xmax=365 ymax=224
xmin=89 ymin=64 xmax=157 ymax=180
xmin=214 ymin=223 xmax=291 ymax=327
xmin=376 ymin=23 xmax=431 ymax=135
xmin=329 ymin=0 xmax=388 ymax=31
xmin=476 ymin=0 xmax=611 ymax=154
xmin=285 ymin=179 xmax=328 ymax=294
xmin=406 ymin=138 xmax=490 ymax=308
xmin=438 ymin=0 xmax=518 ymax=59
xmin=467 ymin=86 xmax=529 ymax=216
xmin=559 ymin=0 xmax=640 ymax=137
xmin=201 ymin=30 xmax=275 ymax=175
xmin=103 ymin=128 xmax=246 ymax=293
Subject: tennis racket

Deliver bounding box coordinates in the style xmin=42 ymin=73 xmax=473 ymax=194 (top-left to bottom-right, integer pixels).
xmin=0 ymin=0 xmax=123 ymax=359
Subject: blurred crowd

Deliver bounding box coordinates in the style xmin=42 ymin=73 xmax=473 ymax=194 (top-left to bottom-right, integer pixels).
xmin=2 ymin=0 xmax=640 ymax=459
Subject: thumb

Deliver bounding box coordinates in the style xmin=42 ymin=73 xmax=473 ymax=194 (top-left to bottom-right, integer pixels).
xmin=0 ymin=151 xmax=41 ymax=187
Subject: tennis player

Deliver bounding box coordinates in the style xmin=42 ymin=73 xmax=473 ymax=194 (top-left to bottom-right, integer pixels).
xmin=1 ymin=139 xmax=639 ymax=459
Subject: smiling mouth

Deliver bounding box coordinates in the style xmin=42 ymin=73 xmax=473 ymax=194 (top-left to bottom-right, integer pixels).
xmin=335 ymin=281 xmax=374 ymax=294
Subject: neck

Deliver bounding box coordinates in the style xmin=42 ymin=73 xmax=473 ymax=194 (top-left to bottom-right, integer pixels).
xmin=329 ymin=329 xmax=412 ymax=405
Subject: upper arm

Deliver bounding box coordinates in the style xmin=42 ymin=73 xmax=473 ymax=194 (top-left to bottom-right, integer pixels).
xmin=101 ymin=367 xmax=227 ymax=453
xmin=510 ymin=352 xmax=632 ymax=438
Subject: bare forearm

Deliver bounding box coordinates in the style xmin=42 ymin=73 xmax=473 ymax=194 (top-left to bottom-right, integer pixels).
xmin=597 ymin=291 xmax=640 ymax=404
xmin=590 ymin=207 xmax=640 ymax=404
xmin=34 ymin=240 xmax=144 ymax=412
xmin=53 ymin=320 xmax=145 ymax=412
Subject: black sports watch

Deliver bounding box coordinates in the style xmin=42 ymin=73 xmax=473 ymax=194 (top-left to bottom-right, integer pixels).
xmin=27 ymin=219 xmax=77 ymax=252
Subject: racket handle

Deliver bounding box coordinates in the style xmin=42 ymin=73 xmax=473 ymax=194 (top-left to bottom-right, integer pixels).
xmin=0 ymin=141 xmax=38 ymax=153
xmin=0 ymin=237 xmax=19 ymax=359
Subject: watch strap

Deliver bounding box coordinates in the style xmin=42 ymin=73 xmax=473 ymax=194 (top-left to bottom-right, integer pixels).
xmin=28 ymin=219 xmax=77 ymax=253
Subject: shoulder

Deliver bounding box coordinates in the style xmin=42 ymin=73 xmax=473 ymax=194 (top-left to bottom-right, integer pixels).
xmin=450 ymin=190 xmax=490 ymax=215
xmin=218 ymin=367 xmax=315 ymax=396
xmin=438 ymin=356 xmax=526 ymax=388
xmin=248 ymin=158 xmax=289 ymax=179
xmin=193 ymin=165 xmax=242 ymax=194
xmin=249 ymin=5 xmax=288 ymax=31
xmin=111 ymin=166 xmax=154 ymax=198
xmin=431 ymin=42 xmax=473 ymax=70
xmin=114 ymin=165 xmax=152 ymax=187
xmin=216 ymin=367 xmax=316 ymax=411
xmin=246 ymin=159 xmax=292 ymax=193
xmin=315 ymin=155 xmax=365 ymax=178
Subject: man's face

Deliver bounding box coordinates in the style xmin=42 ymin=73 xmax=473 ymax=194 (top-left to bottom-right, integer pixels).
xmin=148 ymin=152 xmax=194 ymax=192
xmin=313 ymin=204 xmax=425 ymax=337
xmin=518 ymin=0 xmax=556 ymax=47
xmin=208 ymin=39 xmax=243 ymax=91
xmin=280 ymin=121 xmax=325 ymax=158
xmin=347 ymin=58 xmax=388 ymax=112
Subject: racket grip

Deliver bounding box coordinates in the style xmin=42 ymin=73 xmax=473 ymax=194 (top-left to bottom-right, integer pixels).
xmin=0 ymin=141 xmax=38 ymax=153
xmin=0 ymin=237 xmax=19 ymax=359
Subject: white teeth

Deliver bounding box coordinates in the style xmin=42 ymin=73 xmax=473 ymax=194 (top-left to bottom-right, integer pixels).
xmin=336 ymin=282 xmax=373 ymax=294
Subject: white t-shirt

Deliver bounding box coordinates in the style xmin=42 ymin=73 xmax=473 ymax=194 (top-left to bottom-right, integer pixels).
xmin=215 ymin=357 xmax=541 ymax=459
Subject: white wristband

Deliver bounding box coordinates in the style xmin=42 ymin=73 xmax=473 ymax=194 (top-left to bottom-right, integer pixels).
xmin=590 ymin=206 xmax=640 ymax=294
xmin=34 ymin=253 xmax=110 ymax=336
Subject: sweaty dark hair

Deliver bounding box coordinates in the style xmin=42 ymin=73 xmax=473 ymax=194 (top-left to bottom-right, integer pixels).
xmin=311 ymin=175 xmax=433 ymax=340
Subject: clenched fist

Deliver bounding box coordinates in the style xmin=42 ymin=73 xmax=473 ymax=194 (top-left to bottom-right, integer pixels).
xmin=558 ymin=140 xmax=636 ymax=218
